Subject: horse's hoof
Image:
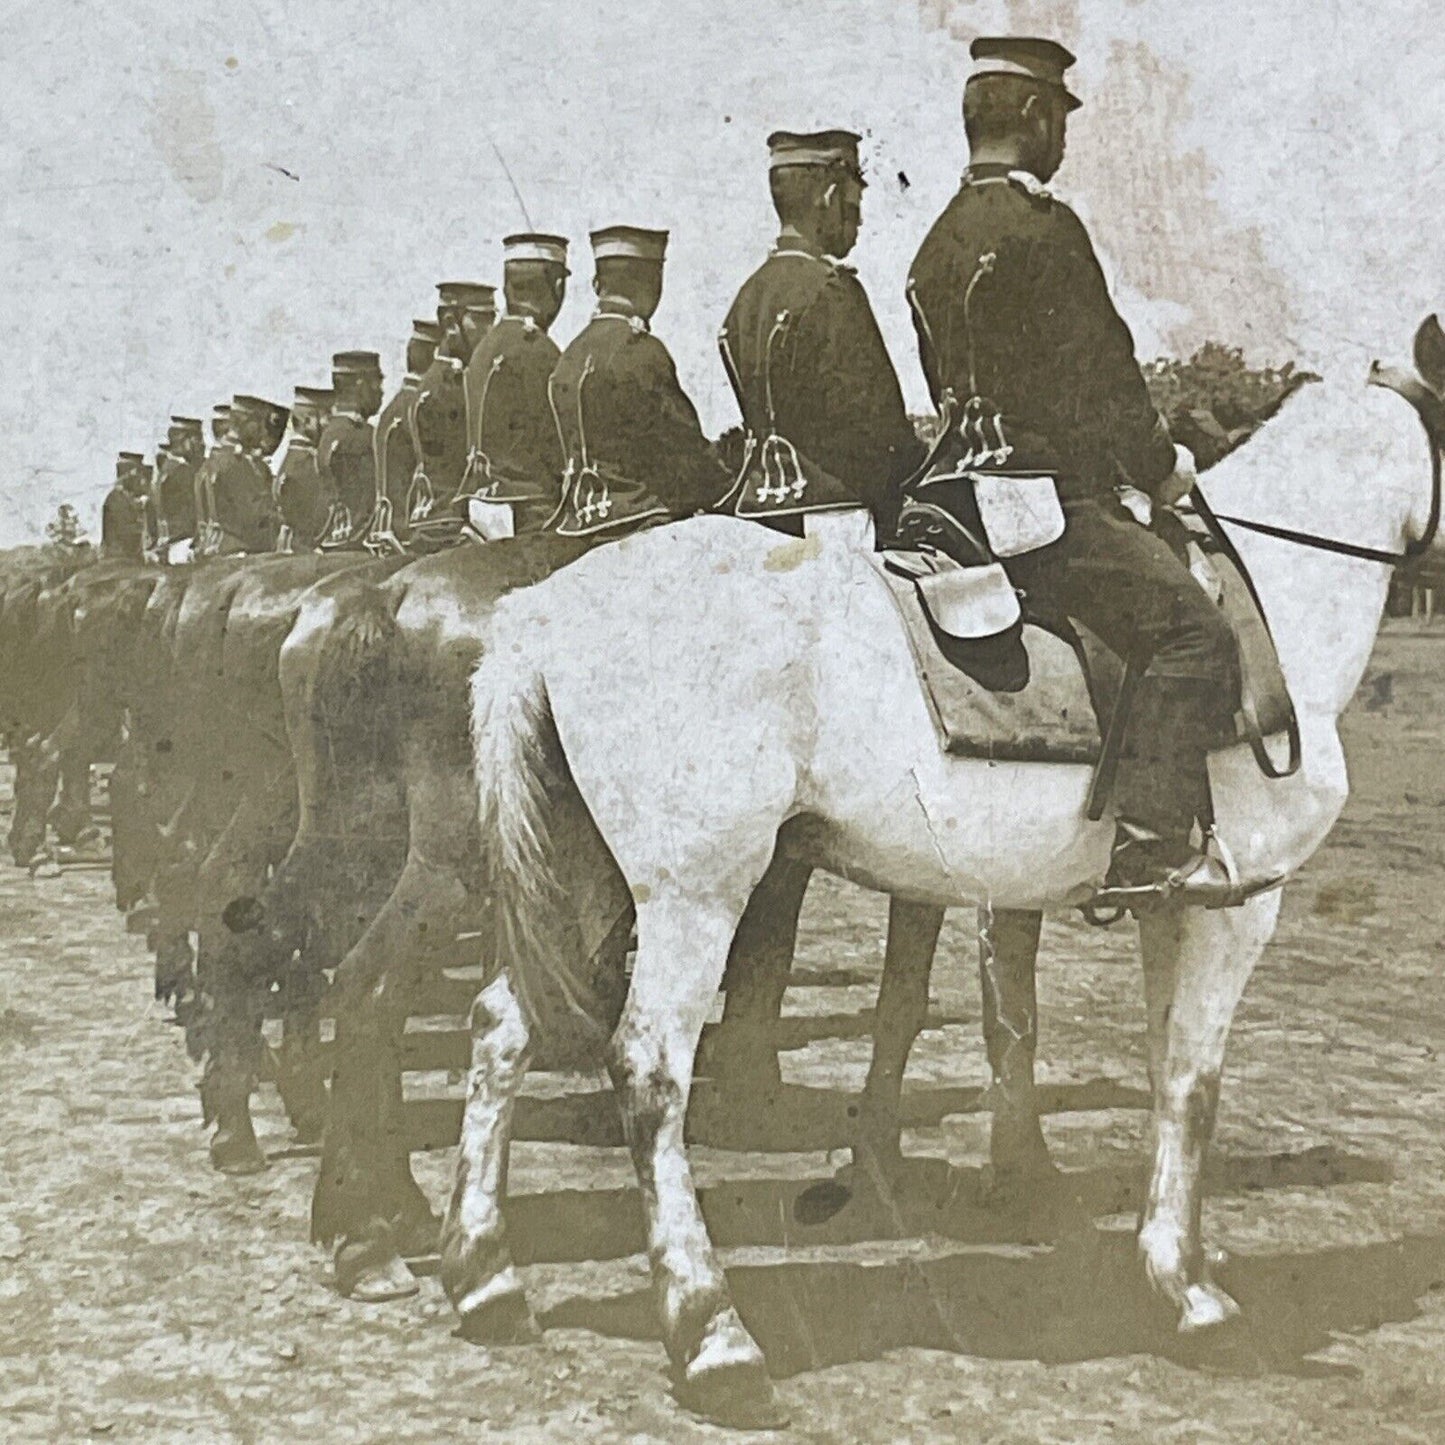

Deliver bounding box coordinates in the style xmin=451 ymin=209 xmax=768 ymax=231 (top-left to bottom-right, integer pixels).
xmin=392 ymin=1207 xmax=441 ymax=1259
xmin=334 ymin=1241 xmax=419 ymax=1303
xmin=455 ymin=1287 xmax=541 ymax=1346
xmin=209 ymin=1130 xmax=267 ymax=1176
xmin=678 ymin=1326 xmax=786 ymax=1432
xmin=125 ymin=903 xmax=158 ymax=936
xmin=286 ymin=1113 xmax=326 ymax=1148
xmin=1179 ymin=1281 xmax=1242 ymax=1333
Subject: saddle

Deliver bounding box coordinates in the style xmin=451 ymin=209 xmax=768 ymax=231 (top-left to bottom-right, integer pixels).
xmin=872 ymin=499 xmax=1298 ymax=781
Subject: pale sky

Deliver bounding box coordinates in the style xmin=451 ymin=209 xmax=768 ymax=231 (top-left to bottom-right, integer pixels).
xmin=3 ymin=0 xmax=1442 ymax=545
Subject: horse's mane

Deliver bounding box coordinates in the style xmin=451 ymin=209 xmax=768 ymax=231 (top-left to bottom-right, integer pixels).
xmin=1198 ymin=372 xmax=1323 ymax=473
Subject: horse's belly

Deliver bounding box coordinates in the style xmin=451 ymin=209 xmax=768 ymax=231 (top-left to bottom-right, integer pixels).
xmin=805 ymin=756 xmax=1112 ymax=909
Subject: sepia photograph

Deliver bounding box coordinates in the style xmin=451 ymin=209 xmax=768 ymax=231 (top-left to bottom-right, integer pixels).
xmin=3 ymin=0 xmax=1445 ymax=1438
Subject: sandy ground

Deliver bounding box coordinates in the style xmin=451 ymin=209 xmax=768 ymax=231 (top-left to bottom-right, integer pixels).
xmin=4 ymin=625 xmax=1445 ymax=1443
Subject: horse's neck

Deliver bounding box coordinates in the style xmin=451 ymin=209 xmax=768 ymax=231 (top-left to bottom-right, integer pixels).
xmin=1199 ymin=379 xmax=1419 ymax=718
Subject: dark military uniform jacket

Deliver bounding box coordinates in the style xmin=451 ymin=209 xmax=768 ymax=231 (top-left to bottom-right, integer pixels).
xmin=101 ymin=484 xmax=149 ymax=561
xmin=316 ymin=409 xmax=377 ymax=543
xmin=374 ymin=379 xmax=421 ymax=519
xmin=549 ymin=305 xmax=730 ymax=536
xmin=152 ymin=449 xmax=198 ymax=548
xmin=409 ymin=353 xmax=470 ymax=516
xmin=721 ymin=246 xmax=924 ymax=533
xmin=461 ymin=314 xmax=565 ymax=533
xmin=275 ymin=438 xmax=327 ymax=550
xmin=202 ymin=445 xmax=279 ymax=554
xmin=906 ymin=164 xmax=1175 ymax=502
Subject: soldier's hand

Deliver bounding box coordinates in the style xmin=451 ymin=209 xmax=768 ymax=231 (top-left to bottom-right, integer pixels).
xmin=1117 ymin=485 xmax=1153 ymax=528
xmin=1156 ymin=443 xmax=1198 ymax=507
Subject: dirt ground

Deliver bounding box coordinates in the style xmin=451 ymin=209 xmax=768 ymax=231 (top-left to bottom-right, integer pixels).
xmin=4 ymin=625 xmax=1445 ymax=1443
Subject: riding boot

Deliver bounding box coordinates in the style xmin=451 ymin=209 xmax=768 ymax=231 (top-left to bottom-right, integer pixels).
xmin=1100 ymin=675 xmax=1235 ymax=907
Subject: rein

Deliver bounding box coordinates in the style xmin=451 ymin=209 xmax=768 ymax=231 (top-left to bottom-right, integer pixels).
xmin=1205 ymin=383 xmax=1443 ymax=570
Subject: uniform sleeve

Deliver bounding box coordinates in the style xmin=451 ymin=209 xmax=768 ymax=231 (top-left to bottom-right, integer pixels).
xmin=906 ymin=218 xmax=962 ymax=412
xmin=817 ymin=275 xmax=926 ymax=513
xmin=1035 ymin=206 xmax=1176 ymax=493
xmin=316 ymin=430 xmax=342 ymax=499
xmin=634 ymin=339 xmax=732 ymax=515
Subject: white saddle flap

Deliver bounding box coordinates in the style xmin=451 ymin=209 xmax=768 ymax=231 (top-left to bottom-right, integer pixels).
xmin=972 ymin=473 xmax=1065 ymax=557
xmin=804 ymin=507 xmax=875 ymax=549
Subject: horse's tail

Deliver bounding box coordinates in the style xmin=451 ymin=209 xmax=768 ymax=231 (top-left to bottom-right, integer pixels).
xmin=310 ymin=583 xmax=399 ymax=770
xmin=470 ymin=600 xmax=626 ymax=1054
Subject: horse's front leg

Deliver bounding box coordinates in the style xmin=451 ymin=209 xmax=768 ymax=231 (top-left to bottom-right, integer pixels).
xmin=1137 ymin=894 xmax=1281 ymax=1330
xmin=610 ymin=893 xmax=786 ymax=1430
xmin=710 ymin=854 xmax=812 ymax=1100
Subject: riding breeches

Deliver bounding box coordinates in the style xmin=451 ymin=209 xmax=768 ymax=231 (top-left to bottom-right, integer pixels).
xmin=1008 ymin=495 xmax=1242 ymax=840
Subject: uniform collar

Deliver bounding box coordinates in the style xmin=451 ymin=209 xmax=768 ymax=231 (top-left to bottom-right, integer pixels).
xmin=500 ymin=311 xmax=543 ymax=335
xmin=333 ymin=407 xmax=369 ymax=424
xmin=963 ymin=162 xmax=1054 ymax=198
xmin=594 ymin=295 xmax=650 ymax=332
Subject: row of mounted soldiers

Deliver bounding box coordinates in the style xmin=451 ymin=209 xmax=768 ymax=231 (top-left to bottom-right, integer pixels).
xmin=98 ymin=34 xmax=1243 ymax=906
xmin=101 ymin=213 xmax=766 ymax=564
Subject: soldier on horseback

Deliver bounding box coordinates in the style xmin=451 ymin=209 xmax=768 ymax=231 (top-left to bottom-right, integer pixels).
xmin=907 ymin=36 xmax=1240 ymax=905
xmin=460 ymin=232 xmax=571 ymax=538
xmin=720 ymin=129 xmax=924 ymax=539
xmin=100 ymin=452 xmax=152 ymax=562
xmin=408 ymin=282 xmax=496 ymax=547
xmin=550 ymin=226 xmax=731 ymax=537
xmin=274 ymin=385 xmax=335 ymax=551
xmin=194 ymin=395 xmax=289 ymax=556
xmin=369 ymin=319 xmax=442 ymax=549
xmin=316 ymin=351 xmax=384 ymax=548
xmin=152 ymin=417 xmax=205 ymax=560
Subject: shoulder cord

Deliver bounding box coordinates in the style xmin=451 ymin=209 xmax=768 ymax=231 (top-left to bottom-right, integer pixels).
xmin=540 ymin=371 xmax=573 ymax=532
xmin=462 ymin=356 xmax=506 ymax=497
xmin=364 ymin=412 xmax=405 ymax=554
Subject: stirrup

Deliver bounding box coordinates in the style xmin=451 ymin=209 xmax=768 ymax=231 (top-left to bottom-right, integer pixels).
xmin=1082 ymin=828 xmax=1287 ymax=923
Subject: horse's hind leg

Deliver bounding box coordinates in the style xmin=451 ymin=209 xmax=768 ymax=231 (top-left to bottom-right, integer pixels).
xmin=610 ymin=891 xmax=785 ymax=1429
xmin=979 ymin=906 xmax=1057 ymax=1189
xmin=441 ymin=970 xmax=539 ymax=1343
xmin=1136 ymin=893 xmax=1281 ymax=1331
xmin=853 ymin=899 xmax=945 ymax=1183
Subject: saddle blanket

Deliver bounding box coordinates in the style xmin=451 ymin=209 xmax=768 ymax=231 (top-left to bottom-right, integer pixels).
xmin=868 ymin=531 xmax=1295 ymax=767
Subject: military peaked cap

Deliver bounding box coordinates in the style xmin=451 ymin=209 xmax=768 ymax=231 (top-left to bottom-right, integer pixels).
xmin=590 ymin=226 xmax=668 ymax=263
xmin=436 ymin=282 xmax=496 ymax=308
xmin=767 ymin=129 xmax=865 ymax=183
xmin=331 ymin=350 xmax=382 ymax=374
xmin=293 ymin=385 xmax=334 ymax=407
xmin=233 ymin=394 xmax=290 ymax=430
xmin=504 ymin=233 xmax=570 ymax=270
xmin=117 ymin=450 xmax=146 ymax=472
xmin=968 ymin=36 xmax=1082 ymax=111
xmin=169 ymin=415 xmax=205 ymax=431
xmin=411 ymin=318 xmax=444 ymax=342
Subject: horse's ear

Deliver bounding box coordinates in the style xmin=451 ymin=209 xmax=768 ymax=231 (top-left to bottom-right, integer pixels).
xmin=1413 ymin=314 xmax=1445 ymax=397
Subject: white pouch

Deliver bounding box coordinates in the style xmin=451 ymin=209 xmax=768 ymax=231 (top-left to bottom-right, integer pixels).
xmin=914 ymin=559 xmax=1021 ymax=639
xmin=467 ymin=498 xmax=515 ymax=541
xmin=971 ymin=473 xmax=1065 ymax=557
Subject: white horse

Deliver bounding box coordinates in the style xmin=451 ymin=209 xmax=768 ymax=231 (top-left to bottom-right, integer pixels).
xmin=448 ymin=327 xmax=1443 ymax=1426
